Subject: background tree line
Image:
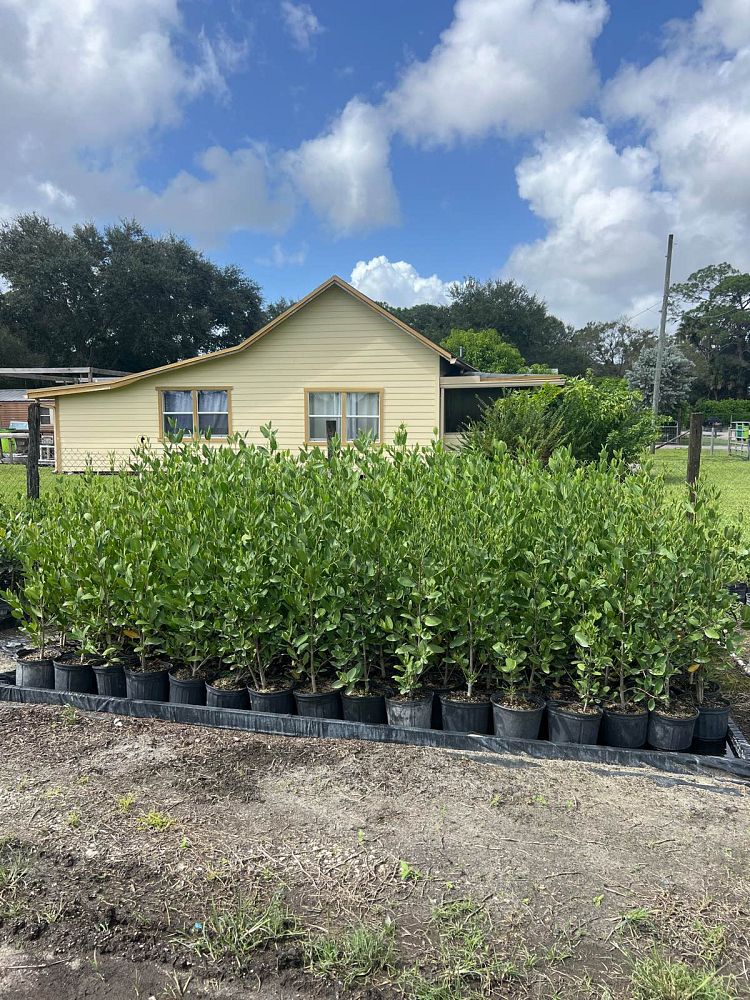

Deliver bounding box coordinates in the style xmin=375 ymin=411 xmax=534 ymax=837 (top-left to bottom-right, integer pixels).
xmin=0 ymin=214 xmax=747 ymax=412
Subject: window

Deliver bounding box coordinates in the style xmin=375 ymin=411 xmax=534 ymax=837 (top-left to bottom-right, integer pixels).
xmin=307 ymin=391 xmax=341 ymax=442
xmin=197 ymin=390 xmax=229 ymax=436
xmin=306 ymin=390 xmax=381 ymax=443
xmin=160 ymin=389 xmax=230 ymax=438
xmin=39 ymin=406 xmax=52 ymax=426
xmin=443 ymin=387 xmax=505 ymax=434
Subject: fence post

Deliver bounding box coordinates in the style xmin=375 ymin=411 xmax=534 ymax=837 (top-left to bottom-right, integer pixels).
xmin=686 ymin=411 xmax=703 ymax=510
xmin=711 ymin=424 xmax=716 ymax=455
xmin=27 ymin=401 xmax=40 ymax=500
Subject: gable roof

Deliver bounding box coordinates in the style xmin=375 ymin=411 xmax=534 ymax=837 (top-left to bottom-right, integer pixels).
xmin=28 ymin=275 xmax=473 ymax=399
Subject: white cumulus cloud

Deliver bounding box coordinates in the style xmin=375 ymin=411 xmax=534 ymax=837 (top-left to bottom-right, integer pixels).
xmin=284 ymin=99 xmax=399 ymax=235
xmin=505 ymin=0 xmax=750 ymax=325
xmin=0 ymin=0 xmax=289 ymax=242
xmin=350 ymin=256 xmax=454 ymax=307
xmin=388 ymin=0 xmax=608 ymax=145
xmin=288 ymin=0 xmax=608 ymax=232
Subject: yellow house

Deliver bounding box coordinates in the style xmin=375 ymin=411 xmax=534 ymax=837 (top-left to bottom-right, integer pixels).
xmin=29 ymin=276 xmax=565 ymax=472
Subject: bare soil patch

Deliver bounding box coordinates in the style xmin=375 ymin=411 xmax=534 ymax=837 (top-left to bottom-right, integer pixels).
xmin=0 ymin=698 xmax=749 ymax=999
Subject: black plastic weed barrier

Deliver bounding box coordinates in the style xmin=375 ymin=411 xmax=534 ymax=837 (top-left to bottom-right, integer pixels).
xmin=2 ymin=682 xmax=750 ymax=784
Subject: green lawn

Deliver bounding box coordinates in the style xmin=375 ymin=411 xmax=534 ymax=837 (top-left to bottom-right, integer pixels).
xmin=650 ymin=448 xmax=749 ymax=543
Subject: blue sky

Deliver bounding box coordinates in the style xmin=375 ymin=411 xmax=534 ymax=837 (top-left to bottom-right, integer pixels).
xmin=1 ymin=0 xmax=747 ymax=327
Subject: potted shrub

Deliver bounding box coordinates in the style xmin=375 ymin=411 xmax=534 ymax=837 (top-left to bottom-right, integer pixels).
xmin=684 ymin=619 xmax=735 ymax=745
xmin=5 ymin=527 xmax=60 ymax=690
xmin=219 ymin=518 xmax=291 ymax=715
xmin=333 ymin=644 xmax=387 ymax=725
xmin=491 ymin=648 xmax=546 ymax=741
xmin=119 ymin=541 xmax=171 ymax=703
xmin=643 ymin=646 xmax=698 ymax=752
xmin=383 ymin=563 xmax=441 ymax=730
xmin=437 ymin=533 xmax=493 ymax=735
xmin=547 ymin=631 xmax=604 ymax=745
xmin=53 ymin=622 xmax=102 ymax=695
xmin=281 ymin=476 xmax=344 ymax=720
xmin=579 ymin=612 xmax=648 ymax=750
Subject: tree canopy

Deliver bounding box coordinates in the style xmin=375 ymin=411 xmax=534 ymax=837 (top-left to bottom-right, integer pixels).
xmin=626 ymin=344 xmax=695 ymax=417
xmin=671 ymin=263 xmax=750 ymax=399
xmin=388 ymin=276 xmax=583 ymax=372
xmin=0 ymin=214 xmax=265 ymax=373
xmin=440 ymin=328 xmax=526 ymax=373
xmin=571 ymin=320 xmax=655 ymax=378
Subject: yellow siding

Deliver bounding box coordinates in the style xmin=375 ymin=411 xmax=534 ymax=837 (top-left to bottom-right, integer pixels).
xmin=56 ymin=285 xmax=441 ymax=471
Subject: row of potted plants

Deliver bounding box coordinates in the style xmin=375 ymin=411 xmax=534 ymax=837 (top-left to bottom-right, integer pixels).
xmin=2 ymin=641 xmax=736 ymax=751
xmin=0 ymin=429 xmax=746 ymax=753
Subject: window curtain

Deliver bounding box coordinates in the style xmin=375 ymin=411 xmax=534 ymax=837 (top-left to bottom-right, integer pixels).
xmin=346 ymin=392 xmax=379 ymax=440
xmin=197 ymin=390 xmax=228 ymax=435
xmin=308 ymin=392 xmax=341 ymax=441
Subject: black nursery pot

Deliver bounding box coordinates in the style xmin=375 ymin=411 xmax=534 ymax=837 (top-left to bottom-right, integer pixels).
xmin=440 ymin=694 xmax=492 ymax=735
xmin=124 ymin=666 xmax=169 ymax=702
xmin=695 ymin=702 xmax=730 ymax=742
xmin=426 ymin=683 xmax=460 ymax=730
xmin=601 ymin=707 xmax=649 ymax=749
xmin=647 ymin=708 xmax=699 ymax=751
xmin=385 ymin=694 xmax=433 ymax=730
xmin=15 ymin=648 xmax=55 ymax=690
xmin=0 ymin=668 xmax=16 ymax=685
xmin=206 ymin=684 xmax=250 ymax=710
xmin=293 ymin=689 xmax=343 ymax=720
xmin=54 ymin=654 xmax=100 ymax=694
xmin=491 ymin=692 xmax=545 ymax=740
xmin=249 ymin=686 xmax=296 ymax=715
xmin=547 ymin=701 xmax=603 ymax=745
xmin=93 ymin=662 xmax=127 ymax=698
xmin=341 ymin=691 xmax=387 ymax=725
xmin=169 ymin=673 xmax=207 ymax=706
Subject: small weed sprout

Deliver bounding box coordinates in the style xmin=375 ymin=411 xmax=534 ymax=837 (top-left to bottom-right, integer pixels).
xmin=136 ymin=810 xmax=173 ymax=832
xmin=60 ymin=704 xmax=80 ymax=727
xmin=117 ymin=793 xmax=136 ymax=814
xmin=399 ymin=860 xmax=424 ymax=882
xmin=66 ymin=810 xmax=81 ymax=829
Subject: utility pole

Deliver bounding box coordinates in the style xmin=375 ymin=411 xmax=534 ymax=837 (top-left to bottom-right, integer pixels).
xmin=651 ymin=233 xmax=674 ymax=453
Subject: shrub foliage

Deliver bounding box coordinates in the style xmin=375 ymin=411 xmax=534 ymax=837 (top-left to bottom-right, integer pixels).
xmin=1 ymin=429 xmax=743 ymax=707
xmin=463 ymin=377 xmax=657 ymax=464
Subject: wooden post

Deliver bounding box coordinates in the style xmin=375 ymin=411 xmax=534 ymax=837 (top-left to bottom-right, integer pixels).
xmin=711 ymin=423 xmax=716 ymax=456
xmin=686 ymin=412 xmax=703 ymax=508
xmin=27 ymin=401 xmax=41 ymax=500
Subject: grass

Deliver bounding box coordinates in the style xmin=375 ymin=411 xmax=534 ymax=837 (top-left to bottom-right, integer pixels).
xmin=306 ymin=921 xmax=396 ymax=986
xmin=183 ymin=894 xmax=300 ymax=970
xmin=630 ymin=952 xmax=737 ymax=1000
xmin=650 ymin=449 xmax=749 ymax=544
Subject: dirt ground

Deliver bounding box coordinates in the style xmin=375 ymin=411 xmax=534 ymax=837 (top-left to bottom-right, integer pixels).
xmin=1 ymin=699 xmax=749 ymax=1000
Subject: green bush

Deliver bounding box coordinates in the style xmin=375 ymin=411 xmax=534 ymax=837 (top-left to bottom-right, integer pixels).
xmin=694 ymin=398 xmax=750 ymax=424
xmin=2 ymin=431 xmax=744 ymax=709
xmin=464 ymin=376 xmax=657 ymax=464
